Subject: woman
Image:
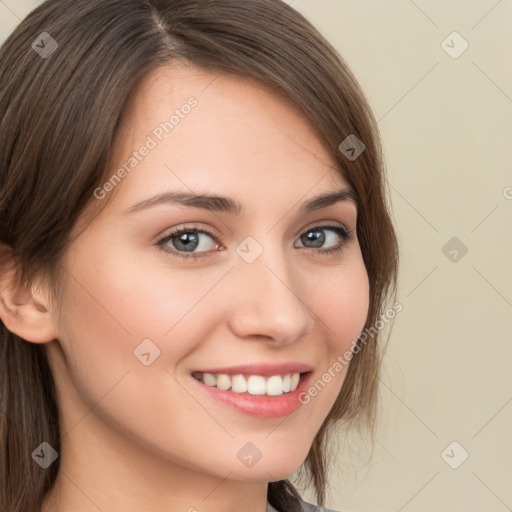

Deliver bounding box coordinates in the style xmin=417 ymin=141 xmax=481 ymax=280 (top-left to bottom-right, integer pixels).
xmin=0 ymin=1 xmax=399 ymax=511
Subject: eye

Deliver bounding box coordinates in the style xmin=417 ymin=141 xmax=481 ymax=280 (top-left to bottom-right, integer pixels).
xmin=295 ymin=225 xmax=355 ymax=255
xmin=157 ymin=223 xmax=355 ymax=260
xmin=157 ymin=226 xmax=221 ymax=260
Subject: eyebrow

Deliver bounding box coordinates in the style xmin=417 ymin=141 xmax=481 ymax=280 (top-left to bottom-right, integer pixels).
xmin=122 ymin=187 xmax=358 ymax=216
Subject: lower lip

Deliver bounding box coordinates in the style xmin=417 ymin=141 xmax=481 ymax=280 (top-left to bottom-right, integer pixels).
xmin=192 ymin=373 xmax=313 ymax=419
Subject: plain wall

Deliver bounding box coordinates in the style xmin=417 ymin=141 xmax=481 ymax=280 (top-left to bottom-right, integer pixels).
xmin=1 ymin=1 xmax=510 ymax=511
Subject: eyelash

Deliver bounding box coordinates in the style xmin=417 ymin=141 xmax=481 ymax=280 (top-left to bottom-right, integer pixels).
xmin=156 ymin=224 xmax=355 ymax=260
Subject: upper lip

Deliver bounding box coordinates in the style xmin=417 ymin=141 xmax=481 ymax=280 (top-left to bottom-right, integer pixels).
xmin=192 ymin=362 xmax=313 ymax=376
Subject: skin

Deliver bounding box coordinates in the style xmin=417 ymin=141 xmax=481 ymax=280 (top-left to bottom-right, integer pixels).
xmin=1 ymin=62 xmax=369 ymax=512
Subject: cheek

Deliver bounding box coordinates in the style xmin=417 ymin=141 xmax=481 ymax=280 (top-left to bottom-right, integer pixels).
xmin=62 ymin=235 xmax=225 ymax=343
xmin=308 ymin=255 xmax=370 ymax=354
xmin=54 ymin=248 xmax=238 ymax=445
xmin=54 ymin=255 xmax=234 ymax=467
xmin=298 ymin=254 xmax=369 ymax=409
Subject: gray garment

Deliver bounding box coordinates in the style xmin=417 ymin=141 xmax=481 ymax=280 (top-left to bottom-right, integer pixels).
xmin=298 ymin=502 xmax=342 ymax=512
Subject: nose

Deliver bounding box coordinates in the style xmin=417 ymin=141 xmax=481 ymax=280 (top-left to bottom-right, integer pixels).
xmin=226 ymin=241 xmax=314 ymax=346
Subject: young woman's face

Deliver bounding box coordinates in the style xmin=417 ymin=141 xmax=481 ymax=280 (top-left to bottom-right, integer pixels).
xmin=48 ymin=63 xmax=369 ymax=485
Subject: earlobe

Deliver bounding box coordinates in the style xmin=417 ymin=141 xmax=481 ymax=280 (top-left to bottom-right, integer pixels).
xmin=0 ymin=253 xmax=58 ymax=344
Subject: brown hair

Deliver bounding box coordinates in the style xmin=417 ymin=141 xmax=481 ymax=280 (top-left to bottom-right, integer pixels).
xmin=0 ymin=0 xmax=399 ymax=511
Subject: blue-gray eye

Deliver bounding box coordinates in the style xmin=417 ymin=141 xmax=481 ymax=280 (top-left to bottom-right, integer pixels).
xmin=295 ymin=226 xmax=353 ymax=250
xmin=160 ymin=228 xmax=218 ymax=253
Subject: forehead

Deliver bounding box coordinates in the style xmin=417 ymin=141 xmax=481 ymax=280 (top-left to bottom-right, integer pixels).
xmin=85 ymin=61 xmax=351 ymax=226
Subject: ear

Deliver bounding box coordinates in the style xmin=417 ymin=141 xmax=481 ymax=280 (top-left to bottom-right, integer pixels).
xmin=0 ymin=246 xmax=58 ymax=344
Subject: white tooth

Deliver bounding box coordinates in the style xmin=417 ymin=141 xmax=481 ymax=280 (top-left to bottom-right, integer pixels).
xmin=290 ymin=373 xmax=300 ymax=391
xmin=203 ymin=373 xmax=217 ymax=387
xmin=282 ymin=374 xmax=291 ymax=393
xmin=247 ymin=375 xmax=266 ymax=395
xmin=216 ymin=373 xmax=231 ymax=391
xmin=231 ymin=374 xmax=248 ymax=393
xmin=266 ymin=375 xmax=284 ymax=396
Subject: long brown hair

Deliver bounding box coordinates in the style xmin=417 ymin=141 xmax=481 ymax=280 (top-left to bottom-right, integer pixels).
xmin=0 ymin=1 xmax=399 ymax=511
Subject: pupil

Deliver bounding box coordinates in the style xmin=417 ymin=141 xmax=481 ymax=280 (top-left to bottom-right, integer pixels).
xmin=304 ymin=230 xmax=324 ymax=248
xmin=175 ymin=232 xmax=199 ymax=252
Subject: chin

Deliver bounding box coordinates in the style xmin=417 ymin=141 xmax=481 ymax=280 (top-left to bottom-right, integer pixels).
xmin=227 ymin=464 xmax=303 ymax=483
xmin=224 ymin=449 xmax=308 ymax=482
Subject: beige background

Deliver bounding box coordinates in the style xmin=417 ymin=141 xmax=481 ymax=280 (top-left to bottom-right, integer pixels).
xmin=1 ymin=1 xmax=511 ymax=511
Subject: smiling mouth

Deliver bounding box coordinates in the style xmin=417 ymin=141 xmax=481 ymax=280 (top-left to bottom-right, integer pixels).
xmin=191 ymin=371 xmax=308 ymax=396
